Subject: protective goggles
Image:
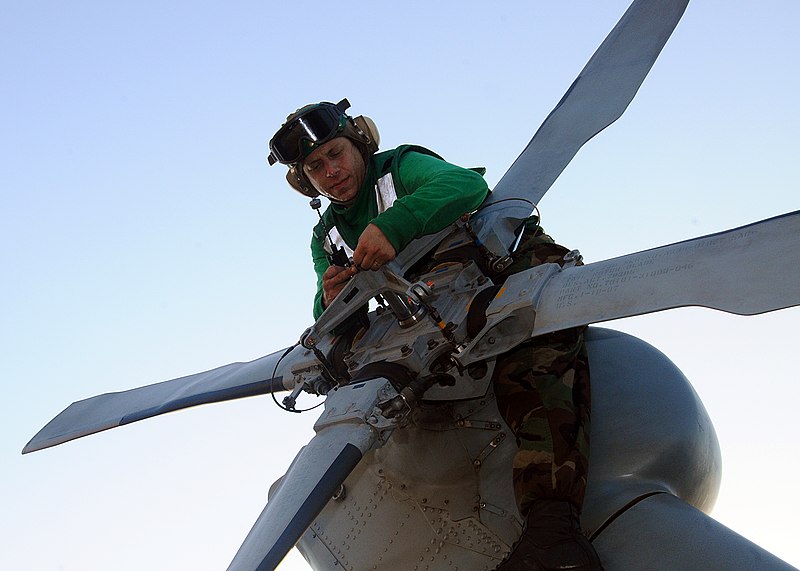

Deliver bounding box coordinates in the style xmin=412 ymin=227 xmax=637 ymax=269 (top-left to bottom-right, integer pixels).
xmin=267 ymin=99 xmax=351 ymax=166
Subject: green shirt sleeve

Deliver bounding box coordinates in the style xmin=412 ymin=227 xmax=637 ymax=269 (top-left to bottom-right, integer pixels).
xmin=370 ymin=152 xmax=490 ymax=252
xmin=310 ymin=150 xmax=490 ymax=320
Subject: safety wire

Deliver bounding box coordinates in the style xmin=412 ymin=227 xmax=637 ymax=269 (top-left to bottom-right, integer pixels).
xmin=464 ymin=198 xmax=541 ymax=262
xmin=474 ymin=196 xmax=535 ymax=212
xmin=475 ymin=198 xmax=541 ymax=248
xmin=269 ymin=343 xmax=326 ymax=414
xmin=512 ymin=202 xmax=542 ymax=254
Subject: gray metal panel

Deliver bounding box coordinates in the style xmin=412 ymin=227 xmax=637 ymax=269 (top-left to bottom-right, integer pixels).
xmin=294 ymin=328 xmax=727 ymax=570
xmin=294 ymin=394 xmax=522 ymax=570
xmin=581 ymin=328 xmax=721 ymax=536
xmin=593 ymin=493 xmax=798 ymax=570
xmin=22 ymin=345 xmax=296 ymax=453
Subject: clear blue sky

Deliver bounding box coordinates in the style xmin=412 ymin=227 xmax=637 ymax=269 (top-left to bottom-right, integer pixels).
xmin=2 ymin=1 xmax=798 ymax=569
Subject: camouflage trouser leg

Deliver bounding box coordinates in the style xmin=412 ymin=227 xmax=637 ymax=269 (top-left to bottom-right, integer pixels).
xmin=492 ymin=219 xmax=592 ymax=514
xmin=493 ymin=328 xmax=591 ymax=514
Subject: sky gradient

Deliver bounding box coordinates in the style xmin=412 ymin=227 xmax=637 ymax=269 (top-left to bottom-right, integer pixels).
xmin=2 ymin=1 xmax=798 ymax=569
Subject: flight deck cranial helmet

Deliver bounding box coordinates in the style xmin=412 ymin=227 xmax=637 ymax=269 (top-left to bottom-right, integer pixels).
xmin=267 ymin=98 xmax=380 ymax=201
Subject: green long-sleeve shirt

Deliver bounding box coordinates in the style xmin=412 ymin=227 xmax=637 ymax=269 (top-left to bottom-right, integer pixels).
xmin=311 ymin=145 xmax=490 ymax=319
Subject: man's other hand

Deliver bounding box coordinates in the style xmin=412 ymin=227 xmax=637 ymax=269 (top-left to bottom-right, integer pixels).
xmin=322 ymin=264 xmax=358 ymax=307
xmin=353 ymin=224 xmax=396 ymax=271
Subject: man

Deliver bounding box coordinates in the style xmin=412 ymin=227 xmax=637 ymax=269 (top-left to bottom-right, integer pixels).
xmin=268 ymin=99 xmax=602 ymax=570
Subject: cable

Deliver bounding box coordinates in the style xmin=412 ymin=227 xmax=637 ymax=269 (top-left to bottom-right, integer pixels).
xmin=268 ymin=343 xmax=325 ymax=414
xmin=475 ymin=196 xmax=535 ymax=211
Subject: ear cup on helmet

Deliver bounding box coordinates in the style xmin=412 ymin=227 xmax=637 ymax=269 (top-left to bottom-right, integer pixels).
xmin=286 ymin=167 xmax=320 ymax=199
xmin=353 ymin=115 xmax=380 ymax=155
xmin=272 ymin=101 xmax=379 ymax=202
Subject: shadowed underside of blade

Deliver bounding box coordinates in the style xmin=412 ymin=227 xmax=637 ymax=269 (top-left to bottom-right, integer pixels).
xmin=23 ymin=347 xmax=294 ymax=454
xmin=227 ymin=378 xmax=396 ymax=570
xmin=490 ymin=0 xmax=690 ymax=208
xmin=471 ymin=0 xmax=690 ymax=260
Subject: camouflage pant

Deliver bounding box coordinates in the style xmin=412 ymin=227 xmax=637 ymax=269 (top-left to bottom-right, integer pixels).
xmin=492 ymin=220 xmax=592 ymax=515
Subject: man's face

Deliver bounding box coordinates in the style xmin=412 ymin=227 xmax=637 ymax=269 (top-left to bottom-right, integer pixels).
xmin=302 ymin=137 xmax=366 ymax=203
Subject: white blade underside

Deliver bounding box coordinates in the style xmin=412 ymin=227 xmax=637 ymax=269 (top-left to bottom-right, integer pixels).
xmin=532 ymin=211 xmax=800 ymax=335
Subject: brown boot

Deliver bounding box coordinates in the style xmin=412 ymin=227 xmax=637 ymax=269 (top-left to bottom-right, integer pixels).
xmin=495 ymin=499 xmax=604 ymax=570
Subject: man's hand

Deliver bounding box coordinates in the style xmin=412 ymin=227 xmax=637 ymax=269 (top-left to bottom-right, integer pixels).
xmin=322 ymin=264 xmax=358 ymax=308
xmin=322 ymin=224 xmax=396 ymax=308
xmin=353 ymin=223 xmax=396 ymax=271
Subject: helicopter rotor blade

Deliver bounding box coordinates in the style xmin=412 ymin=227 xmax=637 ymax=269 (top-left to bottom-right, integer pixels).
xmin=531 ymin=210 xmax=800 ymax=335
xmin=490 ymin=0 xmax=689 ymax=211
xmin=227 ymin=378 xmax=398 ymax=571
xmin=22 ymin=346 xmax=298 ymax=454
xmin=464 ymin=211 xmax=800 ymax=361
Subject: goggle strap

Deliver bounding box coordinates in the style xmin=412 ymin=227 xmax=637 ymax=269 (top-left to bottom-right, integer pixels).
xmin=268 ymin=98 xmax=352 ymax=166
